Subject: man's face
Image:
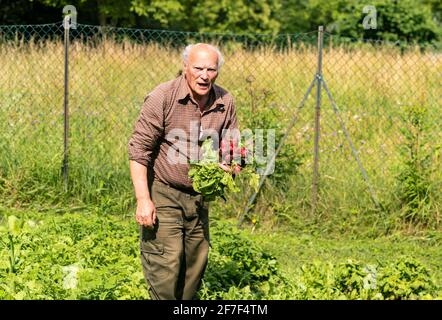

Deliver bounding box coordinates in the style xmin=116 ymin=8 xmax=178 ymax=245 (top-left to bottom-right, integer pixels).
xmin=184 ymin=46 xmax=219 ymax=101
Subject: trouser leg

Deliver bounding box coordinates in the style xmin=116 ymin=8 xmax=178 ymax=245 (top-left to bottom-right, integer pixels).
xmin=139 ymin=181 xmax=210 ymax=300
xmin=140 ymin=213 xmax=184 ymax=300
xmin=180 ymin=217 xmax=210 ymax=300
xmin=179 ymin=193 xmax=210 ymax=300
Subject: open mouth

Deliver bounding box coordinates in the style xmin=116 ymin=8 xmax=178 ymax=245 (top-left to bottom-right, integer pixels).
xmin=197 ymin=82 xmax=210 ymax=89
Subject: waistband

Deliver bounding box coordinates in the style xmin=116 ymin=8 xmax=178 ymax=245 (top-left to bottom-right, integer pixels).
xmin=152 ymin=179 xmax=200 ymax=197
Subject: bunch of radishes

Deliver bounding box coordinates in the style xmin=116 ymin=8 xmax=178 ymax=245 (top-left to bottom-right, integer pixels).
xmin=189 ymin=138 xmax=259 ymax=201
xmin=219 ymin=139 xmax=248 ymax=175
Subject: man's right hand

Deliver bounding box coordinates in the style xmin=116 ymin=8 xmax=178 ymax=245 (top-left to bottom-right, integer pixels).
xmin=135 ymin=199 xmax=157 ymax=228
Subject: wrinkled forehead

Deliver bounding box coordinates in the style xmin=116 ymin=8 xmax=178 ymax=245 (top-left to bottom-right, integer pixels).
xmin=187 ymin=46 xmax=219 ymax=66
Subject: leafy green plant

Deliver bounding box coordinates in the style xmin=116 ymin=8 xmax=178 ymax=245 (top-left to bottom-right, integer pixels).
xmin=335 ymin=260 xmax=380 ymax=299
xmin=295 ymin=257 xmax=437 ymax=300
xmin=198 ymin=221 xmax=279 ymax=299
xmin=378 ymin=257 xmax=436 ymax=299
xmin=0 ymin=210 xmax=147 ymax=300
xmin=189 ymin=138 xmax=259 ymax=201
xmin=0 ymin=215 xmax=25 ymax=274
xmin=396 ymin=105 xmax=439 ymax=227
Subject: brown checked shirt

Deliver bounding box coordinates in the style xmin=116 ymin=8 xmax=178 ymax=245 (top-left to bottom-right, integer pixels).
xmin=128 ymin=75 xmax=238 ymax=191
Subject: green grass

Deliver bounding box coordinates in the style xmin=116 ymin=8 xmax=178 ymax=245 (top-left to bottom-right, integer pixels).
xmin=0 ymin=39 xmax=441 ymax=235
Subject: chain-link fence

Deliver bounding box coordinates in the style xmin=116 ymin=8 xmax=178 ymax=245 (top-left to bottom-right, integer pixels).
xmin=0 ymin=22 xmax=440 ymax=226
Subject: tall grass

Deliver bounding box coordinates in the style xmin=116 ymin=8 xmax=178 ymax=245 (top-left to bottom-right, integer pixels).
xmin=0 ymin=38 xmax=440 ymax=234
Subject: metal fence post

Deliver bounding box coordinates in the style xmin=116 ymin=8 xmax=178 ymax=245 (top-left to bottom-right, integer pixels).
xmin=311 ymin=25 xmax=324 ymax=215
xmin=63 ymin=16 xmax=70 ymax=192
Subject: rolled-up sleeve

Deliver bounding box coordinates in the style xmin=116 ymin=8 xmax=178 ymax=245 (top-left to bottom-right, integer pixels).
xmin=128 ymin=89 xmax=165 ymax=167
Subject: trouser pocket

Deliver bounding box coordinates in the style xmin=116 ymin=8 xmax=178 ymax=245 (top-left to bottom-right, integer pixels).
xmin=140 ymin=237 xmax=169 ymax=300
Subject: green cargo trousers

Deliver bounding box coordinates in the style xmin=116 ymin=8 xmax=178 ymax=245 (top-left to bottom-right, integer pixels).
xmin=140 ymin=180 xmax=210 ymax=300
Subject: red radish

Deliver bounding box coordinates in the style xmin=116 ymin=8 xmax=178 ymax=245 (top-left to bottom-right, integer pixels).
xmin=220 ymin=140 xmax=227 ymax=152
xmin=240 ymin=147 xmax=247 ymax=158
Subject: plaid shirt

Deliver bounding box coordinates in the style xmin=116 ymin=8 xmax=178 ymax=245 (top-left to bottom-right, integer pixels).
xmin=128 ymin=75 xmax=238 ymax=191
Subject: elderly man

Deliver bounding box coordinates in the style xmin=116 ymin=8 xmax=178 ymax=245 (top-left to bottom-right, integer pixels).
xmin=128 ymin=43 xmax=238 ymax=300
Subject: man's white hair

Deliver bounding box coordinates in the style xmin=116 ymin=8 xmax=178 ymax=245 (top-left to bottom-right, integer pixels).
xmin=182 ymin=43 xmax=224 ymax=71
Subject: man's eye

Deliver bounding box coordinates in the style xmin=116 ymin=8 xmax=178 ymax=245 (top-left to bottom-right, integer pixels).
xmin=194 ymin=67 xmax=203 ymax=71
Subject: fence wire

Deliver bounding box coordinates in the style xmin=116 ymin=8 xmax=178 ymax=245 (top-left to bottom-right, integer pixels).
xmin=0 ymin=22 xmax=440 ymax=217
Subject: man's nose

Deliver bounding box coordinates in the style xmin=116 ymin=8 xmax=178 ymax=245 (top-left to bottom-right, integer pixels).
xmin=200 ymin=69 xmax=209 ymax=79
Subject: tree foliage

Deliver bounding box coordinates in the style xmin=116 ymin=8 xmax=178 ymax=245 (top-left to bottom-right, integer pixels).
xmin=279 ymin=0 xmax=441 ymax=45
xmin=1 ymin=0 xmax=441 ymax=44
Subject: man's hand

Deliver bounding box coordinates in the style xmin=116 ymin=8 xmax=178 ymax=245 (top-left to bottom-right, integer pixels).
xmin=135 ymin=198 xmax=157 ymax=228
xmin=219 ymin=163 xmax=241 ymax=175
xmin=218 ymin=163 xmax=231 ymax=173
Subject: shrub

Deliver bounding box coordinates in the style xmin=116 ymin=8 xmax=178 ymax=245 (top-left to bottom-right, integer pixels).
xmin=395 ymin=105 xmax=440 ymax=227
xmin=199 ymin=221 xmax=280 ymax=299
